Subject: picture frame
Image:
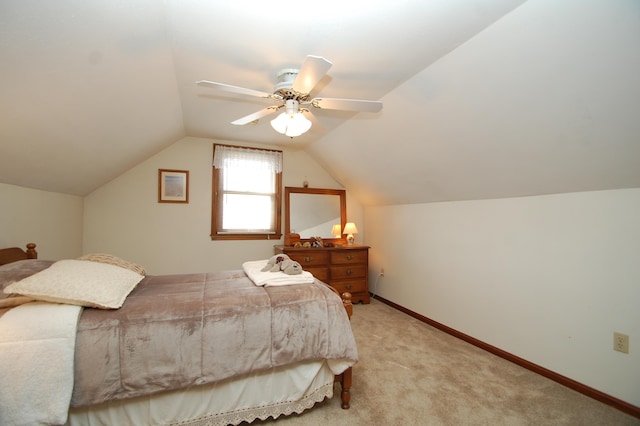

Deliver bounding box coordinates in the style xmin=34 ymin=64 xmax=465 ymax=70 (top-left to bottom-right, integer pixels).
xmin=158 ymin=169 xmax=189 ymax=203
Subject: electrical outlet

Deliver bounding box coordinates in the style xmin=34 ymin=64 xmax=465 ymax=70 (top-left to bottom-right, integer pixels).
xmin=380 ymin=267 xmax=384 ymax=277
xmin=613 ymin=332 xmax=629 ymax=354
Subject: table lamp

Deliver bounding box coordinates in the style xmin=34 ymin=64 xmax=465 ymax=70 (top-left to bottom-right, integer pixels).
xmin=343 ymin=222 xmax=358 ymax=245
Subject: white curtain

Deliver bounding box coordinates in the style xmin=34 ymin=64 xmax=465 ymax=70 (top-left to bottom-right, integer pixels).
xmin=213 ymin=145 xmax=283 ymax=173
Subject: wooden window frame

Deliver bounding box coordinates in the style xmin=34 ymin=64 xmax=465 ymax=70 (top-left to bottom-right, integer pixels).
xmin=210 ymin=144 xmax=282 ymax=241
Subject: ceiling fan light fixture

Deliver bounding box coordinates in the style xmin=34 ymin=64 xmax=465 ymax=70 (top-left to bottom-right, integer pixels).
xmin=270 ymin=99 xmax=312 ymax=137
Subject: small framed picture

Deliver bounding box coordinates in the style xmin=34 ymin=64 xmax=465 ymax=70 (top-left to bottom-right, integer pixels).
xmin=158 ymin=169 xmax=189 ymax=203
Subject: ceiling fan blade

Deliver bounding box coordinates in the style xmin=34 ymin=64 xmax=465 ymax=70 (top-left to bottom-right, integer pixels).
xmin=230 ymin=106 xmax=280 ymax=125
xmin=291 ymin=55 xmax=333 ymax=94
xmin=196 ymin=80 xmax=276 ymax=99
xmin=312 ymin=98 xmax=383 ymax=113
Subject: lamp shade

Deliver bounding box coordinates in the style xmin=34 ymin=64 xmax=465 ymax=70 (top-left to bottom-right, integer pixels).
xmin=342 ymin=222 xmax=358 ymax=235
xmin=331 ymin=224 xmax=342 ymax=237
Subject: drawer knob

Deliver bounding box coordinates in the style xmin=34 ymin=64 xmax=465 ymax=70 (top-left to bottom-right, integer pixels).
xmin=346 ymin=269 xmax=352 ymax=275
xmin=346 ymin=255 xmax=353 ymax=260
xmin=304 ymin=256 xmax=312 ymax=262
xmin=346 ymin=284 xmax=352 ymax=290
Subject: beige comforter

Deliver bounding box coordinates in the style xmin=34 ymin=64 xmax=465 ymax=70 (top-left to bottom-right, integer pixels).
xmin=72 ymin=269 xmax=357 ymax=407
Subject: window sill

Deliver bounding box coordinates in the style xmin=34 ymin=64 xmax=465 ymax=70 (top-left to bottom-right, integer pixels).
xmin=210 ymin=233 xmax=282 ymax=241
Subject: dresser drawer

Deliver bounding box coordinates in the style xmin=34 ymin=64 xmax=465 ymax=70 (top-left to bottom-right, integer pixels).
xmin=331 ymin=279 xmax=367 ymax=295
xmin=287 ymin=251 xmax=329 ymax=267
xmin=330 ymin=250 xmax=368 ymax=265
xmin=305 ymin=267 xmax=328 ymax=282
xmin=330 ymin=264 xmax=367 ymax=280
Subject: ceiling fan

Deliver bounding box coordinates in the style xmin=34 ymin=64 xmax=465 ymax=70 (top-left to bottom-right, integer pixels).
xmin=196 ymin=55 xmax=383 ymax=137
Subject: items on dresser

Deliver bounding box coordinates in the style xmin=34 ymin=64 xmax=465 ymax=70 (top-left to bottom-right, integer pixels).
xmin=274 ymin=245 xmax=370 ymax=304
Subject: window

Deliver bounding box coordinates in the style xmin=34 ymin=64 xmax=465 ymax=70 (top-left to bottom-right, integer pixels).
xmin=211 ymin=144 xmax=283 ymax=240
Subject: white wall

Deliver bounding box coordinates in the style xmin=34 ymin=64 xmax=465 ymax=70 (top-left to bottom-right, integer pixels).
xmin=365 ymin=188 xmax=640 ymax=406
xmin=83 ymin=136 xmax=364 ymax=274
xmin=0 ymin=183 xmax=83 ymax=259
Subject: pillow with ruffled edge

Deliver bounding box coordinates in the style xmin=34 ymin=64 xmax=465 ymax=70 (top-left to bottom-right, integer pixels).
xmin=3 ymin=259 xmax=144 ymax=309
xmin=78 ymin=253 xmax=146 ymax=276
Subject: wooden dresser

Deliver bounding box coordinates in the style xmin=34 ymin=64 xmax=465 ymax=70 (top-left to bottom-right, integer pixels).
xmin=274 ymin=245 xmax=370 ymax=304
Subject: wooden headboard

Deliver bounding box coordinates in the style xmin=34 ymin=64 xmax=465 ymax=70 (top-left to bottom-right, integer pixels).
xmin=0 ymin=243 xmax=38 ymax=266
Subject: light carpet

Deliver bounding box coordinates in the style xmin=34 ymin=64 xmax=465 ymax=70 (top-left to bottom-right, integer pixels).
xmin=251 ymin=299 xmax=639 ymax=425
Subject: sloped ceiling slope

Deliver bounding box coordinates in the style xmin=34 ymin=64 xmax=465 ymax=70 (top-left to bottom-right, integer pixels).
xmin=0 ymin=0 xmax=525 ymax=197
xmin=314 ymin=0 xmax=640 ymax=205
xmin=0 ymin=0 xmax=185 ymax=196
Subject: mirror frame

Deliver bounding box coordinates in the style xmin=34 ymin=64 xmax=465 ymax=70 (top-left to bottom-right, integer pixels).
xmin=284 ymin=187 xmax=347 ymax=245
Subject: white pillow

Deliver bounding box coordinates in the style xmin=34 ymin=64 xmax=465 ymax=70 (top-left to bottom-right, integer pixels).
xmin=3 ymin=259 xmax=144 ymax=309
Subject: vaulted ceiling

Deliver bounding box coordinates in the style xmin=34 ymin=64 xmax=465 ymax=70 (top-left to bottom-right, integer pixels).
xmin=1 ymin=0 xmax=638 ymax=205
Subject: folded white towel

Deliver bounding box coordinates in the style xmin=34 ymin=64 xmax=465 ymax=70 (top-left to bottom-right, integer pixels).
xmin=243 ymin=260 xmax=315 ymax=286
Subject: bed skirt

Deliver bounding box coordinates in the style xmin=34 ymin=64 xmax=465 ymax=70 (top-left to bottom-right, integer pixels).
xmin=66 ymin=359 xmax=348 ymax=426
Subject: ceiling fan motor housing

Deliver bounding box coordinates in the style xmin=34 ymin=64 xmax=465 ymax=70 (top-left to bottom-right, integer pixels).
xmin=275 ymin=68 xmax=309 ymax=101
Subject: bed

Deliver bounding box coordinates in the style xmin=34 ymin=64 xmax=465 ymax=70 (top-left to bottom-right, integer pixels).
xmin=0 ymin=243 xmax=358 ymax=426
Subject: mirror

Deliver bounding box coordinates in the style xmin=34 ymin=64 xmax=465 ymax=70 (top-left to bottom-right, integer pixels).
xmin=285 ymin=187 xmax=347 ymax=242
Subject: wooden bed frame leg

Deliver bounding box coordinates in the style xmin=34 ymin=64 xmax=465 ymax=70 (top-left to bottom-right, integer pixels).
xmin=326 ymin=290 xmax=353 ymax=409
xmin=340 ymin=366 xmax=352 ymax=409
xmin=339 ymin=291 xmax=353 ymax=409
